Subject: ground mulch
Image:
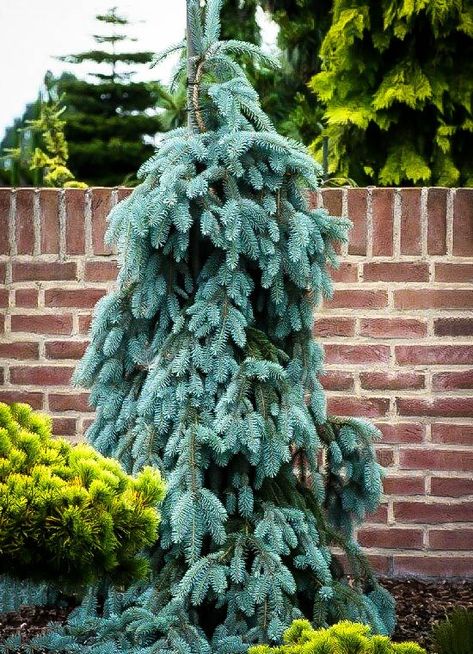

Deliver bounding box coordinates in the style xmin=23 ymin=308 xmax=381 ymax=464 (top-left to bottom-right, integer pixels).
xmin=0 ymin=578 xmax=472 ymax=651
xmin=384 ymin=577 xmax=473 ymax=649
xmin=0 ymin=603 xmax=72 ymax=649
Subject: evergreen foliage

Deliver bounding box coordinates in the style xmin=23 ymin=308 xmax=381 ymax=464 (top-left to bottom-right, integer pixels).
xmin=32 ymin=2 xmax=394 ymax=652
xmin=0 ymin=95 xmax=42 ymax=187
xmin=309 ymin=0 xmax=473 ymax=186
xmin=255 ymin=0 xmax=332 ymax=144
xmin=0 ymin=402 xmax=165 ymax=586
xmin=249 ymin=619 xmax=425 ymax=654
xmin=220 ymin=0 xmax=331 ymax=145
xmin=57 ymin=7 xmax=163 ymax=186
xmin=432 ymin=608 xmax=473 ymax=654
xmin=0 ymin=72 xmax=82 ymax=188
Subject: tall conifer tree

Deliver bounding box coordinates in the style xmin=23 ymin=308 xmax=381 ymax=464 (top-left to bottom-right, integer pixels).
xmin=35 ymin=2 xmax=394 ymax=652
xmin=57 ymin=7 xmax=162 ymax=186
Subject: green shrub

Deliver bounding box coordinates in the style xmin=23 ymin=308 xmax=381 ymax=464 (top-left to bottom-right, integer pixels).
xmin=249 ymin=619 xmax=426 ymax=654
xmin=432 ymin=607 xmax=473 ymax=654
xmin=309 ymin=1 xmax=473 ymax=186
xmin=0 ymin=402 xmax=165 ymax=585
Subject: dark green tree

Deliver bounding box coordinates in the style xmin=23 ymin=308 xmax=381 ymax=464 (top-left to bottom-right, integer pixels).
xmin=219 ymin=0 xmax=332 ymax=144
xmin=256 ymin=0 xmax=332 ymax=144
xmin=0 ymin=97 xmax=42 ymax=186
xmin=57 ymin=6 xmax=163 ymax=186
xmin=309 ymin=0 xmax=473 ymax=186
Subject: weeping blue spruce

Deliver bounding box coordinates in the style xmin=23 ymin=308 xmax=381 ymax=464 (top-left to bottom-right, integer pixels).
xmin=34 ymin=1 xmax=395 ymax=651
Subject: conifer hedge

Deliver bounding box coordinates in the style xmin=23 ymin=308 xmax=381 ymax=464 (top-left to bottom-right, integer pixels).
xmin=309 ymin=0 xmax=473 ymax=186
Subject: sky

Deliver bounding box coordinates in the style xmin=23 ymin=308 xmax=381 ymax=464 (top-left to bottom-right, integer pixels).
xmin=0 ymin=0 xmax=278 ymax=140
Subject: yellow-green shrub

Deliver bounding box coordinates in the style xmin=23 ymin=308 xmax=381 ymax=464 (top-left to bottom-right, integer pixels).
xmin=0 ymin=402 xmax=165 ymax=585
xmin=249 ymin=619 xmax=425 ymax=654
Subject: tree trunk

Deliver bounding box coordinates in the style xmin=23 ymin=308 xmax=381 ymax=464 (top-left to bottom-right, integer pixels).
xmin=186 ymin=0 xmax=201 ymax=280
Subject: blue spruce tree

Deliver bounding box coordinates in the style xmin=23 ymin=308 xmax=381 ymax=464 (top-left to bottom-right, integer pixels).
xmin=33 ymin=1 xmax=395 ymax=652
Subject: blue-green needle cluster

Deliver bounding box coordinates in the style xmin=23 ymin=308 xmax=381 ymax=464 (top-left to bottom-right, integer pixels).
xmin=32 ymin=1 xmax=395 ymax=652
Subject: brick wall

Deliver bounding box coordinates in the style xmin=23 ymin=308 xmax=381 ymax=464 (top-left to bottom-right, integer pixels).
xmin=0 ymin=186 xmax=472 ymax=578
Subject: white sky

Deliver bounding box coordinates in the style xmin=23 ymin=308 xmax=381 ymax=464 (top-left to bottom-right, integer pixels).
xmin=0 ymin=0 xmax=278 ymax=140
xmin=0 ymin=1 xmax=184 ymax=136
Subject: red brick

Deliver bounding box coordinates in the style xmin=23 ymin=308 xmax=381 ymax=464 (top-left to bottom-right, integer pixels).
xmin=431 ymin=423 xmax=473 ymax=445
xmin=396 ymin=345 xmax=473 ymax=366
xmin=327 ymin=290 xmax=388 ymax=309
xmin=435 ymin=263 xmax=473 ymax=283
xmin=367 ymin=504 xmax=388 ymax=524
xmin=324 ymin=344 xmax=390 ymax=365
xmin=84 ymin=260 xmax=118 ymax=282
xmin=78 ymin=314 xmax=93 ymax=334
xmin=49 ymin=393 xmax=91 ymax=412
xmin=91 ymin=188 xmax=113 ymax=255
xmin=334 ymin=552 xmax=390 ymax=575
xmin=376 ymin=422 xmax=425 ymax=444
xmin=0 ymin=342 xmax=39 ymax=360
xmin=358 ymin=527 xmax=423 ymax=549
xmin=0 ymin=262 xmax=6 ymax=284
xmin=0 ymin=315 xmax=4 ymax=333
xmin=82 ymin=418 xmax=95 ymax=433
xmin=10 ymin=366 xmax=73 ymax=386
xmin=434 ymin=318 xmax=473 ymax=337
xmin=394 ymin=501 xmax=473 ymax=523
xmin=397 ymin=397 xmax=473 ymax=418
xmin=319 ymin=370 xmax=354 ymax=391
xmin=427 ymin=188 xmax=447 ymax=255
xmin=360 ymin=318 xmax=427 ymax=339
xmin=433 ymin=370 xmax=473 ymax=391
xmin=117 ymin=187 xmax=133 ymax=202
xmin=393 ymin=555 xmax=473 ymax=577
xmin=400 ymin=449 xmax=473 ymax=473
xmin=11 ymin=314 xmax=73 ymax=335
xmin=363 ymin=262 xmax=429 ymax=282
xmin=65 ymin=189 xmax=86 ymax=255
xmin=382 ymin=475 xmax=425 ymax=495
xmin=0 ymin=390 xmax=43 ymax=408
xmin=15 ymin=288 xmax=38 ymax=307
xmin=360 ymin=371 xmax=424 ymax=391
xmin=395 ymin=289 xmax=473 ymax=310
xmin=400 ymin=188 xmax=422 ymax=255
xmin=313 ymin=317 xmax=355 ymax=337
xmin=0 ymin=289 xmax=8 ymax=307
xmin=39 ymin=189 xmax=59 ymax=254
xmin=45 ymin=340 xmax=88 ymax=360
xmin=321 ymin=188 xmax=343 ymax=216
xmin=52 ymin=416 xmax=78 ymax=437
xmin=0 ymin=189 xmax=11 ymax=255
xmin=45 ymin=288 xmax=105 ymax=308
xmin=330 ymin=262 xmax=358 ymax=283
xmin=429 ymin=529 xmax=473 ymax=551
xmin=12 ymin=261 xmax=77 ymax=282
xmin=431 ymin=477 xmax=473 ymax=497
xmin=346 ymin=188 xmax=367 ymax=255
xmin=453 ymin=189 xmax=473 ymax=256
xmin=366 ymin=555 xmax=391 ymax=575
xmin=372 ymin=188 xmax=394 ymax=256
xmin=15 ymin=189 xmax=35 ymax=254
xmin=327 ymin=396 xmax=390 ymax=418
xmin=376 ymin=447 xmax=394 ymax=467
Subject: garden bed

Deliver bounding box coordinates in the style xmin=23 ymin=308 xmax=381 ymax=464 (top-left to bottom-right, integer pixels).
xmin=1 ymin=578 xmax=472 ymax=651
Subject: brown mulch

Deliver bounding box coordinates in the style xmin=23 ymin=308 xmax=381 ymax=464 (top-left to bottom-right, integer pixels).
xmin=0 ymin=579 xmax=472 ymax=651
xmin=0 ymin=603 xmax=71 ymax=650
xmin=384 ymin=578 xmax=473 ymax=650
